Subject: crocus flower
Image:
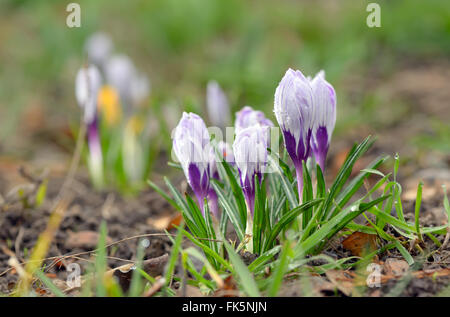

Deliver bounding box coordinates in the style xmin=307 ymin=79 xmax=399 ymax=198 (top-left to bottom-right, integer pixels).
xmin=235 ymin=106 xmax=274 ymax=135
xmin=75 ymin=65 xmax=104 ymax=188
xmin=85 ymin=32 xmax=113 ymax=69
xmin=309 ymin=71 xmax=336 ymax=171
xmin=206 ymin=80 xmax=231 ymax=130
xmin=233 ymin=125 xmax=269 ymax=214
xmin=172 ymin=112 xmax=212 ymax=214
xmin=104 ymin=54 xmax=136 ymax=110
xmin=274 ymin=68 xmax=314 ymax=199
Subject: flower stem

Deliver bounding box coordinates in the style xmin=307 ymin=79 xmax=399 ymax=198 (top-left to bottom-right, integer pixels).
xmin=295 ymin=165 xmax=303 ymax=204
xmin=245 ymin=204 xmax=253 ymax=253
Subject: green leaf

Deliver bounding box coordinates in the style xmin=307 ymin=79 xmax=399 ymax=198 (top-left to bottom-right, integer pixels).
xmin=415 ymin=182 xmax=423 ymax=241
xmin=322 ymin=136 xmax=377 ymax=221
xmin=35 ymin=180 xmax=48 ymax=207
xmin=165 ymin=224 xmax=185 ymax=287
xmin=296 ymin=195 xmax=390 ymax=257
xmin=95 ymin=221 xmax=108 ymax=297
xmin=176 ymin=226 xmax=231 ymax=271
xmin=394 ymin=240 xmax=414 ymax=265
xmin=268 ymin=153 xmax=298 ymax=209
xmin=248 ymin=246 xmax=281 ymax=273
xmin=211 ymin=180 xmax=245 ymax=241
xmin=33 ymin=268 xmax=66 ymax=297
xmin=265 ymin=199 xmax=323 ymax=250
xmin=223 ymin=240 xmax=260 ymax=297
xmin=253 ymin=175 xmax=266 ymax=254
xmin=268 ymin=242 xmax=292 ymax=297
xmin=147 ymin=179 xmax=178 ymax=210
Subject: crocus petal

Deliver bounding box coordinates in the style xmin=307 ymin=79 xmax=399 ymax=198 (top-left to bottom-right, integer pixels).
xmin=85 ymin=32 xmax=113 ymax=68
xmin=233 ymin=125 xmax=268 ymax=214
xmin=206 ymin=81 xmax=231 ymax=129
xmin=274 ymin=68 xmax=314 ymax=169
xmin=274 ymin=68 xmax=315 ymax=200
xmin=75 ymin=65 xmax=102 ymax=125
xmin=310 ymin=71 xmax=336 ymax=170
xmin=235 ymin=106 xmax=274 ymax=135
xmin=172 ymin=112 xmax=211 ymax=213
xmin=104 ymin=54 xmax=136 ymax=108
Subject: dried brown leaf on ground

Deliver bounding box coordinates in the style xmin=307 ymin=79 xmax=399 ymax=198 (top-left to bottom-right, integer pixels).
xmin=342 ymin=230 xmax=378 ymax=257
xmin=65 ymin=230 xmax=114 ymax=249
xmin=325 ymin=270 xmax=354 ymax=296
xmin=383 ymin=258 xmax=409 ymax=277
xmin=146 ymin=212 xmax=182 ymax=231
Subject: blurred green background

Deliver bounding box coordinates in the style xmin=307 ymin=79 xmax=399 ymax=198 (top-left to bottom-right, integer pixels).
xmin=0 ymin=0 xmax=449 ymax=172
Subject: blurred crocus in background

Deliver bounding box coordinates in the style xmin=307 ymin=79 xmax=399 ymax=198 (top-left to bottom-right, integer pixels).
xmin=274 ymin=68 xmax=314 ymax=200
xmin=75 ymin=65 xmax=104 ymax=188
xmin=235 ymin=105 xmax=274 ymax=135
xmin=104 ymin=54 xmax=137 ymax=112
xmin=85 ymin=32 xmax=113 ymax=70
xmin=172 ymin=112 xmax=212 ymax=214
xmin=206 ymin=80 xmax=231 ymax=130
xmin=309 ymin=71 xmax=336 ymax=171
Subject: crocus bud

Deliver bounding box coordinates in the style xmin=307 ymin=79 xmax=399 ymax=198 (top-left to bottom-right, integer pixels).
xmin=85 ymin=32 xmax=113 ymax=68
xmin=172 ymin=112 xmax=212 ymax=213
xmin=233 ymin=125 xmax=269 ymax=214
xmin=75 ymin=65 xmax=102 ymax=124
xmin=274 ymin=68 xmax=314 ymax=199
xmin=309 ymin=71 xmax=336 ymax=171
xmin=235 ymin=106 xmax=274 ymax=135
xmin=75 ymin=65 xmax=104 ymax=188
xmin=104 ymin=54 xmax=136 ymax=109
xmin=206 ymin=81 xmax=231 ymax=130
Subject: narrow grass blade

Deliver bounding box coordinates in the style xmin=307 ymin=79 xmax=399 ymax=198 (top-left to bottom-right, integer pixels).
xmin=268 ymin=154 xmax=298 ymax=209
xmin=415 ymin=182 xmax=423 ymax=241
xmin=33 ymin=269 xmax=66 ymax=297
xmin=223 ymin=240 xmax=260 ymax=297
xmin=265 ymin=199 xmax=323 ymax=250
xmin=268 ymin=242 xmax=291 ymax=297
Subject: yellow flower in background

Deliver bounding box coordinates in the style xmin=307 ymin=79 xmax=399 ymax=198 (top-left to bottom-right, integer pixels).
xmin=97 ymin=85 xmax=122 ymax=126
xmin=127 ymin=115 xmax=144 ymax=135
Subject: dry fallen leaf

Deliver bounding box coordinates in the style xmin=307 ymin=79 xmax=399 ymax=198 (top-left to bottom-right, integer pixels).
xmin=325 ymin=270 xmax=354 ymax=296
xmin=147 ymin=212 xmax=182 ymax=231
xmin=383 ymin=258 xmax=409 ymax=277
xmin=342 ymin=231 xmax=377 ymax=256
xmin=65 ymin=231 xmax=113 ymax=249
xmin=179 ymin=285 xmax=204 ymax=297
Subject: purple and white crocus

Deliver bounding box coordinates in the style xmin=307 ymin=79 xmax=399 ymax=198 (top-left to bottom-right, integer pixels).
xmin=309 ymin=71 xmax=336 ymax=171
xmin=233 ymin=125 xmax=269 ymax=215
xmin=274 ymin=68 xmax=314 ymax=200
xmin=206 ymin=81 xmax=231 ymax=130
xmin=235 ymin=106 xmax=274 ymax=135
xmin=172 ymin=112 xmax=212 ymax=215
xmin=75 ymin=65 xmax=104 ymax=188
